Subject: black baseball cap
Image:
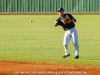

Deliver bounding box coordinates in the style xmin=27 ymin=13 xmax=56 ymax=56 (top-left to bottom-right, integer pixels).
xmin=57 ymin=8 xmax=64 ymax=12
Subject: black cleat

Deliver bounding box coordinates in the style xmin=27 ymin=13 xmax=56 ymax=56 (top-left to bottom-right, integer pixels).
xmin=62 ymin=54 xmax=70 ymax=58
xmin=75 ymin=56 xmax=79 ymax=59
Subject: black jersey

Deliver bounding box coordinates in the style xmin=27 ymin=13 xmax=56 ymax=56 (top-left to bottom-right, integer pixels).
xmin=56 ymin=13 xmax=76 ymax=31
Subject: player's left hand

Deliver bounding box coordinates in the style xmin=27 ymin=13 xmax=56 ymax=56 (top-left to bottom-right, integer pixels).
xmin=61 ymin=15 xmax=70 ymax=24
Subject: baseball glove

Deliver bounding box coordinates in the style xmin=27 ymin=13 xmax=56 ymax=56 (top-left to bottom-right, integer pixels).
xmin=62 ymin=15 xmax=70 ymax=24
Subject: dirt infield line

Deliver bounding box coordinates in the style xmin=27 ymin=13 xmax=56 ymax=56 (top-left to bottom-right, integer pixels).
xmin=0 ymin=61 xmax=100 ymax=75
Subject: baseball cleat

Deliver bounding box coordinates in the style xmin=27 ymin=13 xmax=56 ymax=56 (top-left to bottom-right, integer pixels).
xmin=75 ymin=56 xmax=79 ymax=59
xmin=62 ymin=54 xmax=70 ymax=58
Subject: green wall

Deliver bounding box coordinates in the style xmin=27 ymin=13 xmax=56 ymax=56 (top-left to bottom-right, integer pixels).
xmin=0 ymin=0 xmax=100 ymax=12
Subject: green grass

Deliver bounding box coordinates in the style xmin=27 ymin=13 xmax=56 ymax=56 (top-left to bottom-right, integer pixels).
xmin=0 ymin=15 xmax=100 ymax=66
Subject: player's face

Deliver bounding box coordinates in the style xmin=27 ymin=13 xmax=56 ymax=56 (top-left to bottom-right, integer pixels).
xmin=58 ymin=11 xmax=64 ymax=16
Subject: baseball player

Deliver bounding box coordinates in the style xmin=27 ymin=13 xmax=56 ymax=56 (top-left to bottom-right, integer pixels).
xmin=54 ymin=8 xmax=79 ymax=59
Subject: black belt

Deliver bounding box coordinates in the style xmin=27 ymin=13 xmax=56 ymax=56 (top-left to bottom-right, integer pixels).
xmin=65 ymin=28 xmax=70 ymax=31
xmin=65 ymin=26 xmax=74 ymax=31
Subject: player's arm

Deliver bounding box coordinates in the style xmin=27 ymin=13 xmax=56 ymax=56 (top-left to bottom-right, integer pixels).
xmin=54 ymin=21 xmax=58 ymax=27
xmin=54 ymin=18 xmax=61 ymax=27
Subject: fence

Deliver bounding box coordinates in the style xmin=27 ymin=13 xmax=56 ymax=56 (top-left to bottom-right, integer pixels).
xmin=0 ymin=0 xmax=100 ymax=12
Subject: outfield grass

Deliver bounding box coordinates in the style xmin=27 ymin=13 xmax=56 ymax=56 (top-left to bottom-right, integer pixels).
xmin=0 ymin=15 xmax=100 ymax=66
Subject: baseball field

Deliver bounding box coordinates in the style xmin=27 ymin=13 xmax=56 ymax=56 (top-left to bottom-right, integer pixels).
xmin=0 ymin=15 xmax=100 ymax=75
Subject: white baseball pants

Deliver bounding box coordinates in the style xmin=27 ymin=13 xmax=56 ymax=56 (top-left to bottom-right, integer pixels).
xmin=63 ymin=27 xmax=79 ymax=56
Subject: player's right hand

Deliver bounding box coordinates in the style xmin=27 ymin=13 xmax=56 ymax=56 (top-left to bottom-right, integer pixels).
xmin=54 ymin=21 xmax=58 ymax=27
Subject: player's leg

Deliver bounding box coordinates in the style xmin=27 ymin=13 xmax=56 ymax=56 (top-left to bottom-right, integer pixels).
xmin=63 ymin=30 xmax=71 ymax=58
xmin=71 ymin=27 xmax=79 ymax=59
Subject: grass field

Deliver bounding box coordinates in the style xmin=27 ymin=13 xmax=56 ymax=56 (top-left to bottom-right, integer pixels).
xmin=0 ymin=15 xmax=100 ymax=66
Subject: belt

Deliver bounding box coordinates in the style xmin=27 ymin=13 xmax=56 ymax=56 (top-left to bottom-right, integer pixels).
xmin=65 ymin=28 xmax=70 ymax=31
xmin=65 ymin=26 xmax=74 ymax=31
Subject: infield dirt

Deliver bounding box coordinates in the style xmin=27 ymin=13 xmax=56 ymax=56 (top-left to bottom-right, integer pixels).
xmin=0 ymin=61 xmax=100 ymax=75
